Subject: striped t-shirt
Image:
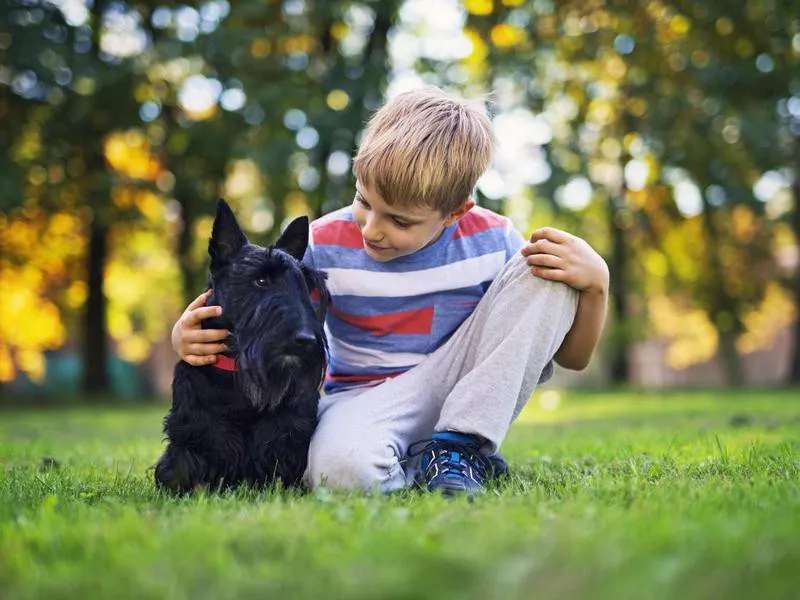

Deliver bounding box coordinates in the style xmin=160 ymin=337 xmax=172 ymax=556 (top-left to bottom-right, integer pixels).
xmin=305 ymin=205 xmax=526 ymax=394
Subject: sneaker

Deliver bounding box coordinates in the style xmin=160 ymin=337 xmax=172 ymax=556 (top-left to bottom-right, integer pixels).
xmin=407 ymin=431 xmax=494 ymax=497
xmin=487 ymin=452 xmax=510 ymax=479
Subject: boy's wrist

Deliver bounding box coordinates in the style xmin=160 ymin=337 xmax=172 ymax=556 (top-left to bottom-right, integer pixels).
xmin=584 ymin=264 xmax=610 ymax=296
xmin=582 ymin=278 xmax=609 ymax=297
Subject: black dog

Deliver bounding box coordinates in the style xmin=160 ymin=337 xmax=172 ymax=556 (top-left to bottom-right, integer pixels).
xmin=154 ymin=199 xmax=329 ymax=493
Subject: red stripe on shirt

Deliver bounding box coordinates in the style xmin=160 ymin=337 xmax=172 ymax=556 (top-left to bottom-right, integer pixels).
xmin=313 ymin=219 xmax=363 ymax=248
xmin=330 ymin=306 xmax=434 ymax=336
xmin=452 ymin=209 xmax=508 ymax=240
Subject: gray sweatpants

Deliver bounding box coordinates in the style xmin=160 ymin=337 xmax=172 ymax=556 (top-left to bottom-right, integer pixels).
xmin=304 ymin=252 xmax=579 ymax=492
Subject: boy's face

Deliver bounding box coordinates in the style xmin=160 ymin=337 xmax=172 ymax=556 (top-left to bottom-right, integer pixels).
xmin=352 ymin=181 xmax=474 ymax=262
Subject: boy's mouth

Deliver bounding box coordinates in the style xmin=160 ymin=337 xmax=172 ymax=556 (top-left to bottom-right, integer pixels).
xmin=364 ymin=239 xmax=390 ymax=252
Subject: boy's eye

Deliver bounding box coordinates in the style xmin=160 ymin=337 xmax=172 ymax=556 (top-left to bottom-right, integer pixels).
xmin=392 ymin=219 xmax=411 ymax=229
xmin=356 ymin=196 xmax=369 ymax=208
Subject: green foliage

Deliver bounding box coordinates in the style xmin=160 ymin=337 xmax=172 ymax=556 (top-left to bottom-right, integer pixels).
xmin=458 ymin=0 xmax=800 ymax=382
xmin=1 ymin=390 xmax=799 ymax=599
xmin=1 ymin=0 xmax=798 ymax=389
xmin=0 ymin=0 xmax=402 ymax=386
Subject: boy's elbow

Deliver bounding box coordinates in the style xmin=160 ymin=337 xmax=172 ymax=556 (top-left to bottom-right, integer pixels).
xmin=554 ymin=354 xmax=590 ymax=371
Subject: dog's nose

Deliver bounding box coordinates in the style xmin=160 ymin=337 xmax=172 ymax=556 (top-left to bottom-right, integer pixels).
xmin=294 ymin=331 xmax=316 ymax=346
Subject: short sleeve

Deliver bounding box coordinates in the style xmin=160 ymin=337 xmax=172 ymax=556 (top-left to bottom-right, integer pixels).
xmin=537 ymin=360 xmax=554 ymax=385
xmin=303 ymin=225 xmax=322 ymax=313
xmin=504 ymin=221 xmax=525 ymax=262
xmin=302 ymin=226 xmax=315 ymax=268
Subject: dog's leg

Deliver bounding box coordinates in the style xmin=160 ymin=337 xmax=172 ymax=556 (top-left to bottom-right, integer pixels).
xmin=251 ymin=402 xmax=317 ymax=488
xmin=155 ymin=364 xmax=226 ymax=493
xmin=154 ymin=445 xmax=210 ymax=494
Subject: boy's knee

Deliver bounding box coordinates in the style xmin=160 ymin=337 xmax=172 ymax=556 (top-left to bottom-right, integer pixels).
xmin=305 ymin=436 xmax=404 ymax=493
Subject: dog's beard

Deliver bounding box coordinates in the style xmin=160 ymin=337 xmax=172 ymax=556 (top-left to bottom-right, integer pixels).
xmin=236 ymin=357 xmax=324 ymax=412
xmin=237 ymin=370 xmax=291 ymax=412
xmin=233 ymin=301 xmax=326 ymax=412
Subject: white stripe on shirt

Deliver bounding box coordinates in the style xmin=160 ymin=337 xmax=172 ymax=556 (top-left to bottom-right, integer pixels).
xmin=322 ymin=251 xmax=507 ymax=298
xmin=327 ymin=333 xmax=428 ymax=370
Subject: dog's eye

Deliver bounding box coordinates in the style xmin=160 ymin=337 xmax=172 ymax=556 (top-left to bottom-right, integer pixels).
xmin=254 ymin=278 xmax=270 ymax=288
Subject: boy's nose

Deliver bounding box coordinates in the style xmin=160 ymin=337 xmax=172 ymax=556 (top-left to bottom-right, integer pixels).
xmin=361 ymin=216 xmax=382 ymax=242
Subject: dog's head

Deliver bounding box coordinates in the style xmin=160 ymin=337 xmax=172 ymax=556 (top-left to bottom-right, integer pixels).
xmin=203 ymin=198 xmax=329 ymax=411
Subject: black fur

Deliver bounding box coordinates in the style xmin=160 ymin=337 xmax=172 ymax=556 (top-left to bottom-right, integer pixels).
xmin=154 ymin=199 xmax=329 ymax=494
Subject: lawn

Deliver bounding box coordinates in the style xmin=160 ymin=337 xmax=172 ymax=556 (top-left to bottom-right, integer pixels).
xmin=1 ymin=389 xmax=798 ymax=600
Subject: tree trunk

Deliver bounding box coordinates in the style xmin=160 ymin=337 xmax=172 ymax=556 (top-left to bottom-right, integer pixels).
xmin=699 ymin=198 xmax=745 ymax=386
xmin=788 ymin=172 xmax=800 ymax=384
xmin=718 ymin=330 xmax=744 ymax=387
xmin=608 ymin=197 xmax=630 ymax=383
xmin=83 ymin=216 xmax=109 ymax=394
xmin=175 ymin=188 xmax=200 ymax=307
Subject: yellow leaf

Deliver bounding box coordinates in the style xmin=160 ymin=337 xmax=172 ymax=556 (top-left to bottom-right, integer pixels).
xmin=327 ymin=89 xmax=350 ymax=111
xmin=0 ymin=344 xmax=15 ymax=383
xmin=251 ymin=39 xmax=272 ymax=58
xmin=464 ymin=0 xmax=493 ymax=16
xmin=66 ymin=281 xmax=88 ymax=309
xmin=461 ymin=28 xmax=489 ymax=77
xmin=18 ymin=349 xmax=46 ymax=382
xmin=284 ymin=191 xmax=309 ymax=218
xmin=330 ymin=22 xmax=348 ymax=41
xmin=738 ymin=284 xmax=797 ymax=353
xmin=670 ymin=15 xmax=691 ymax=35
xmin=490 ymin=24 xmax=526 ymax=49
xmin=119 ymin=335 xmax=150 ymax=363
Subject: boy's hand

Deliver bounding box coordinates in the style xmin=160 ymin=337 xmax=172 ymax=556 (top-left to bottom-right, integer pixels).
xmin=521 ymin=227 xmax=609 ymax=295
xmin=171 ymin=290 xmax=231 ymax=366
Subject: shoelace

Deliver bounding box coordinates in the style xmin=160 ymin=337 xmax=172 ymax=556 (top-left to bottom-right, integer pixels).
xmin=406 ymin=438 xmax=494 ymax=480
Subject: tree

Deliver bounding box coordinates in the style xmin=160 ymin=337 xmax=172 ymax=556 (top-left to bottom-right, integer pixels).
xmin=461 ymin=0 xmax=798 ymax=384
xmin=1 ymin=0 xmax=146 ymax=393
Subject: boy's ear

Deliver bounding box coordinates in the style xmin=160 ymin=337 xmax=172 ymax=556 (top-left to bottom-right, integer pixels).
xmin=275 ymin=215 xmax=310 ymax=261
xmin=209 ymin=198 xmax=248 ymax=269
xmin=443 ymin=198 xmax=475 ymax=228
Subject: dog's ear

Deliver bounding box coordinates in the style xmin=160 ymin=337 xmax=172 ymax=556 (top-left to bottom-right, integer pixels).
xmin=274 ymin=215 xmax=309 ymax=261
xmin=209 ymin=198 xmax=248 ymax=268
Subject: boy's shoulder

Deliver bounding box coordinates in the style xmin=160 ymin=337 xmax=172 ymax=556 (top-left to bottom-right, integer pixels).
xmin=310 ymin=206 xmax=358 ymax=248
xmin=452 ymin=206 xmax=514 ymax=240
xmin=312 ymin=206 xmax=354 ymax=227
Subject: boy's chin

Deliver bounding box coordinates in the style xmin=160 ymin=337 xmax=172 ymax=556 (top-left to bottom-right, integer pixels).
xmin=365 ymin=245 xmax=396 ymax=261
xmin=365 ymin=246 xmax=417 ymax=262
xmin=366 ymin=249 xmax=396 ymax=262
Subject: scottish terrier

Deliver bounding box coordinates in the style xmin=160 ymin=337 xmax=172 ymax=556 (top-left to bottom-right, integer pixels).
xmin=154 ymin=199 xmax=329 ymax=494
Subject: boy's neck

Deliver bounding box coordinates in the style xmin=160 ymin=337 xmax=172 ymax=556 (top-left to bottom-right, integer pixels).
xmin=421 ymin=224 xmax=449 ymax=251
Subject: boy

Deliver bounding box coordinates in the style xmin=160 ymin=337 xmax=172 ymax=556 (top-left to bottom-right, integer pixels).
xmin=172 ymin=87 xmax=609 ymax=496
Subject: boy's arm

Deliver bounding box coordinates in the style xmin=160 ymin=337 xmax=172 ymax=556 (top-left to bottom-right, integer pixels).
xmin=552 ymin=287 xmax=607 ymax=370
xmin=171 ymin=290 xmax=230 ymax=366
xmin=520 ymin=227 xmax=609 ymax=371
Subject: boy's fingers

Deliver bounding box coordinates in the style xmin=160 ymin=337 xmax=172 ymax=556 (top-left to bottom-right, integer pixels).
xmin=183 ymin=306 xmax=223 ymax=327
xmin=183 ymin=329 xmax=231 ymax=344
xmin=521 ymin=239 xmax=562 ymax=256
xmin=529 ymin=227 xmax=569 ymax=244
xmin=184 ymin=354 xmax=218 ymax=367
xmin=185 ymin=343 xmax=228 ymax=356
xmin=186 ymin=289 xmax=213 ymax=311
xmin=531 ymin=266 xmax=567 ymax=281
xmin=526 ymin=254 xmax=565 ymax=269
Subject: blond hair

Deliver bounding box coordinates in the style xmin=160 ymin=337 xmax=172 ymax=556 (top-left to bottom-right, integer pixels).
xmin=353 ymin=86 xmax=494 ymax=215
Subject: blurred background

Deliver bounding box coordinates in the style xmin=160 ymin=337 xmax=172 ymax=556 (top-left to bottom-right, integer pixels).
xmin=0 ymin=0 xmax=797 ymax=401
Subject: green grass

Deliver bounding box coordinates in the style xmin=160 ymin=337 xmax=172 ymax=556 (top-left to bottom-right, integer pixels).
xmin=1 ymin=389 xmax=799 ymax=600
